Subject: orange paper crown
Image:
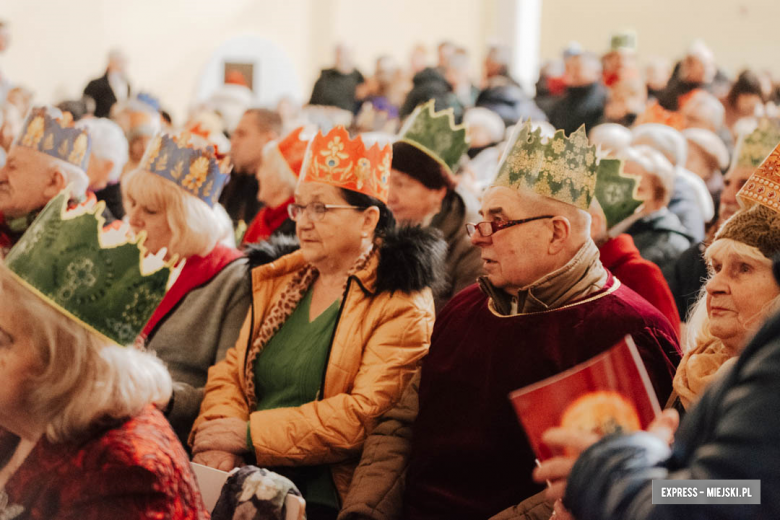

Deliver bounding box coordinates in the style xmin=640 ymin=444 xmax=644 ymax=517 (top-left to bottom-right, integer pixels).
xmin=276 ymin=127 xmax=309 ymax=178
xmin=636 ymin=101 xmax=685 ymax=130
xmin=300 ymin=126 xmax=391 ymax=203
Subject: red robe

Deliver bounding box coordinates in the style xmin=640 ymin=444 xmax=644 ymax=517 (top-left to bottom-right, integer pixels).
xmin=599 ymin=234 xmax=681 ymax=338
xmin=403 ymin=274 xmax=681 ymax=520
xmin=0 ymin=406 xmax=207 ymax=519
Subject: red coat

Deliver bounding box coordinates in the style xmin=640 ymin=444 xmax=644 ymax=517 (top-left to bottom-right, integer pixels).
xmin=599 ymin=234 xmax=681 ymax=338
xmin=1 ymin=406 xmax=208 ymax=520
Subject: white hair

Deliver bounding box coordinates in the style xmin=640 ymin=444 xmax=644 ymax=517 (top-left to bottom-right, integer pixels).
xmin=0 ymin=267 xmax=172 ymax=443
xmin=631 ymin=123 xmax=687 ymax=166
xmin=57 ymin=159 xmax=90 ymax=199
xmin=464 ymin=108 xmax=506 ymax=144
xmin=76 ymin=118 xmax=129 ymax=183
xmin=589 ymin=124 xmax=632 ymax=157
xmin=621 ymin=145 xmax=676 ymax=204
xmin=681 ymin=90 xmax=725 ymax=131
xmin=123 ymin=168 xmax=225 ymax=258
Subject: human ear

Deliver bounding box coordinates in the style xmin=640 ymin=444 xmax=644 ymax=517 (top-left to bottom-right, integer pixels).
xmin=548 ymin=216 xmax=571 ymax=254
xmin=361 ymin=206 xmax=381 ymax=238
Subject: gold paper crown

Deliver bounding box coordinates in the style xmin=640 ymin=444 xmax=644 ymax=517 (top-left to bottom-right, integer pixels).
xmin=737 ymin=141 xmax=780 ymax=211
xmin=735 ymin=119 xmax=780 ymax=168
xmin=493 ymin=122 xmax=599 ymax=210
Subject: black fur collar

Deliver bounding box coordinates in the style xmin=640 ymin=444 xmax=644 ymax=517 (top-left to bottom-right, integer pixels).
xmin=245 ymin=226 xmax=447 ymax=295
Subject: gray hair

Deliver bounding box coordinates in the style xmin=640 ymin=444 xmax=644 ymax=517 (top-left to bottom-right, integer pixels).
xmin=631 ymin=123 xmax=687 ymax=166
xmin=76 ymin=118 xmax=129 ymax=183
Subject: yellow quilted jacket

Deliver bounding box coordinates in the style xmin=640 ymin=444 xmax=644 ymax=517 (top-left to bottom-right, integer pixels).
xmin=192 ymin=230 xmax=441 ymax=501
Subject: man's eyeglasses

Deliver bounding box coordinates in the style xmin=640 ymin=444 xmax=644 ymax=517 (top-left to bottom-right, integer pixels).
xmin=465 ymin=215 xmax=554 ymax=238
xmin=288 ymin=202 xmax=364 ymax=222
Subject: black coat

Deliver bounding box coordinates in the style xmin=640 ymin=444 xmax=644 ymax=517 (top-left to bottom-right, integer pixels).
xmin=549 ymin=82 xmax=606 ymax=135
xmin=626 ymin=208 xmax=695 ymax=271
xmin=309 ymin=68 xmax=364 ymax=113
xmin=565 ymin=289 xmax=780 ymax=519
xmin=83 ymin=71 xmax=130 ymax=118
xmin=400 ymin=67 xmax=463 ymax=123
xmin=476 ymin=76 xmax=547 ymax=126
xmin=662 ymin=241 xmax=708 ymax=322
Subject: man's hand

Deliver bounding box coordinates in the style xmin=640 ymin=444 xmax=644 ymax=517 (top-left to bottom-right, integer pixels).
xmin=192 ymin=417 xmax=250 ymax=455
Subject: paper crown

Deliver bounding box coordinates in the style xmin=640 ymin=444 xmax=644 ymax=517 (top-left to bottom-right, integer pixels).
xmin=140 ymin=133 xmax=231 ymax=208
xmin=4 ymin=190 xmax=176 ymax=346
xmin=275 ymin=127 xmax=309 ymax=179
xmin=15 ymin=106 xmax=92 ymax=172
xmin=397 ymin=100 xmax=469 ymax=174
xmin=610 ymin=30 xmax=637 ymax=52
xmin=635 ymin=101 xmax=685 ymax=130
xmin=493 ymin=121 xmax=599 ymax=210
xmin=595 ymin=158 xmax=642 ymax=229
xmin=734 ymin=119 xmax=780 ymax=168
xmin=735 ymin=141 xmax=780 ymax=211
xmin=300 ymin=126 xmax=391 ymax=204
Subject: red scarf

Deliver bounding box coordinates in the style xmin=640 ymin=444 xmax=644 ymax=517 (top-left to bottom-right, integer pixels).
xmin=141 ymin=244 xmax=243 ymax=340
xmin=242 ymin=196 xmax=294 ymax=246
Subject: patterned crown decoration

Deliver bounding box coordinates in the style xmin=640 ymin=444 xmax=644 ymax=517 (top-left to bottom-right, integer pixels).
xmin=300 ymin=126 xmax=391 ymax=204
xmin=736 ymin=140 xmax=780 ymax=211
xmin=140 ymin=133 xmax=231 ymax=208
xmin=595 ymin=158 xmax=643 ymax=229
xmin=493 ymin=121 xmax=599 ymax=210
xmin=15 ymin=106 xmax=92 ymax=172
xmin=276 ymin=127 xmax=309 ymax=179
xmin=397 ymin=100 xmax=469 ymax=175
xmin=4 ymin=190 xmax=177 ymax=346
xmin=735 ymin=119 xmax=780 ymax=168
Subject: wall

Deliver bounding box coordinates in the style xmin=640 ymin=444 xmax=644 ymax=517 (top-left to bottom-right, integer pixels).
xmin=2 ymin=0 xmax=779 ymax=123
xmin=539 ymin=0 xmax=780 ymax=76
xmin=0 ymin=0 xmax=493 ymax=122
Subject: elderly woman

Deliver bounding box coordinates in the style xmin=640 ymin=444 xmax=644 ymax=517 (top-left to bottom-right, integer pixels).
xmin=190 ymin=127 xmax=444 ymax=520
xmin=388 ymin=101 xmax=480 ymax=311
xmin=532 ymin=143 xmax=780 ymax=520
xmin=122 ymin=132 xmax=250 ymax=444
xmin=75 ymin=117 xmax=129 ymax=219
xmin=0 ymin=191 xmax=206 ymax=518
xmin=622 ymin=145 xmax=695 ymax=269
xmin=242 ymin=127 xmax=308 ymax=246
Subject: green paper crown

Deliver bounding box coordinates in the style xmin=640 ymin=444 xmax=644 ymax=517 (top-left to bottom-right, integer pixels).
xmin=735 ymin=119 xmax=780 ymax=168
xmin=5 ymin=190 xmax=176 ymax=346
xmin=493 ymin=121 xmax=598 ymax=210
xmin=610 ymin=30 xmax=637 ymax=52
xmin=398 ymin=100 xmax=469 ymax=174
xmin=595 ymin=158 xmax=642 ymax=229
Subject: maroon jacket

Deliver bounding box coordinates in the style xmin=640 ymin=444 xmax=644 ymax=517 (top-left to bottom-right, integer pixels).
xmin=599 ymin=234 xmax=681 ymax=338
xmin=403 ymin=274 xmax=681 ymax=520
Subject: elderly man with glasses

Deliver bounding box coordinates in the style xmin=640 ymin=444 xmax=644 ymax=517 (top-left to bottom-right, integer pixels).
xmin=338 ymin=123 xmax=681 ymax=520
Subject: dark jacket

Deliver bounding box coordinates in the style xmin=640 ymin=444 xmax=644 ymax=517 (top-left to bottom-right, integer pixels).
xmin=95 ymin=182 xmax=125 ymax=220
xmin=627 ymin=208 xmax=695 ymax=271
xmin=309 ymin=68 xmax=365 ymax=113
xmin=219 ymin=171 xmax=261 ymax=225
xmin=83 ymin=71 xmax=130 ymax=118
xmin=669 ymin=175 xmax=706 ymax=243
xmin=549 ymin=82 xmax=607 ymax=135
xmin=400 ymin=68 xmax=463 ymax=123
xmin=476 ymin=76 xmax=547 ymax=126
xmin=565 ymin=279 xmax=780 ymax=519
xmin=429 ymin=190 xmax=482 ymax=313
xmin=661 ymin=241 xmax=708 ymax=322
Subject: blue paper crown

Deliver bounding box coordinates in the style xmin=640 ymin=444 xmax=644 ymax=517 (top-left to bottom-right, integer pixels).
xmin=140 ymin=133 xmax=230 ymax=207
xmin=15 ymin=106 xmax=92 ymax=172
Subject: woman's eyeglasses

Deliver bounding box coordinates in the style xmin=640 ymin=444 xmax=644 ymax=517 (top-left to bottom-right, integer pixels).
xmin=288 ymin=202 xmax=364 ymax=222
xmin=465 ymin=215 xmax=554 ymax=238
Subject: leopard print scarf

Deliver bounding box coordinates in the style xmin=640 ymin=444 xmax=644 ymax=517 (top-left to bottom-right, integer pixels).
xmin=243 ymin=246 xmax=377 ymax=407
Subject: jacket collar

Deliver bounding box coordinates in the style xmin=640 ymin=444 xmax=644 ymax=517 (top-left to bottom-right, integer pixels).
xmin=480 ymin=239 xmax=607 ymax=315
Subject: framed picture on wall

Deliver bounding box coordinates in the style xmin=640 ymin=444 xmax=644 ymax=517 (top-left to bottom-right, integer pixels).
xmin=223 ymin=62 xmax=255 ymax=91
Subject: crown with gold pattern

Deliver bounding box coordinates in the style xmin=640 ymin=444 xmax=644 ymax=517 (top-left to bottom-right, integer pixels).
xmin=15 ymin=106 xmax=92 ymax=172
xmin=299 ymin=126 xmax=391 ymax=203
xmin=595 ymin=158 xmax=643 ymax=228
xmin=140 ymin=133 xmax=231 ymax=208
xmin=397 ymin=100 xmax=469 ymax=175
xmin=5 ymin=189 xmax=177 ymax=346
xmin=734 ymin=119 xmax=780 ymax=168
xmin=275 ymin=127 xmax=309 ymax=179
xmin=493 ymin=121 xmax=599 ymax=210
xmin=736 ymin=141 xmax=780 ymax=211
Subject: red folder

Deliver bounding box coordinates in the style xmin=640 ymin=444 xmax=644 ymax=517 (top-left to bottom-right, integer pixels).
xmin=509 ymin=335 xmax=661 ymax=460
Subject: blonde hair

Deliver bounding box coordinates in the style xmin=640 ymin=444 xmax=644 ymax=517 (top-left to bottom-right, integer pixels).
xmin=684 ymin=238 xmax=780 ymax=353
xmin=122 ymin=168 xmax=225 ymax=258
xmin=0 ymin=267 xmax=172 ymax=442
